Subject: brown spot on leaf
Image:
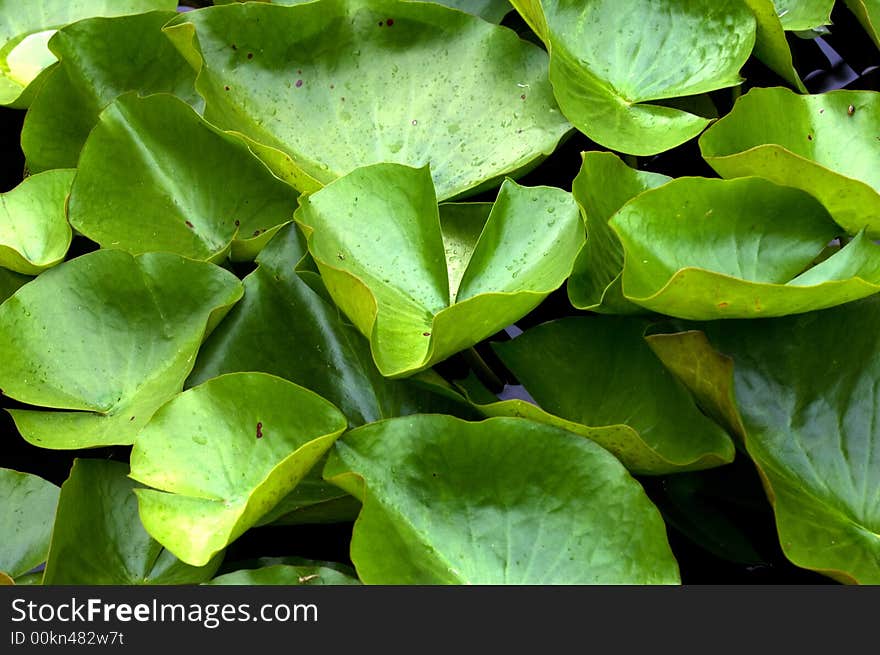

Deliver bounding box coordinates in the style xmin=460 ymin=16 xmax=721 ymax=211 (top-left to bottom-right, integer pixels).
xmin=256 ymin=422 xmax=263 ymax=439
xmin=185 ymin=220 xmax=194 ymax=228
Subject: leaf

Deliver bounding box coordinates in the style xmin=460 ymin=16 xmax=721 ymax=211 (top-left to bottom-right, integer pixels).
xmin=130 ymin=372 xmax=348 ymax=567
xmin=0 ymin=249 xmax=243 ymax=449
xmin=206 ymin=564 xmax=360 ymax=585
xmin=844 ymin=0 xmax=880 ymax=48
xmin=773 ymin=0 xmax=834 ymax=30
xmin=509 ymin=0 xmax=756 ymax=155
xmin=295 ymin=163 xmax=583 ymax=377
xmin=324 ymin=415 xmax=680 ymax=584
xmin=567 ymin=151 xmax=670 ymax=313
xmin=188 ymin=223 xmax=479 ymax=425
xmin=215 ymin=0 xmax=511 ymax=22
xmin=488 ymin=317 xmax=735 ymax=475
xmin=43 ymin=459 xmax=221 ymax=584
xmin=0 ymin=268 xmax=30 ymax=304
xmin=742 ymin=0 xmax=807 ymax=92
xmin=611 ymin=176 xmax=880 ymax=319
xmin=164 ymin=0 xmax=570 ymax=200
xmin=21 ymin=11 xmax=203 ymax=173
xmin=0 ymin=468 xmax=59 ymax=580
xmin=67 ymin=92 xmax=299 ymax=262
xmin=0 ymin=170 xmax=74 ymax=275
xmin=648 ymin=298 xmax=880 ymax=583
xmin=700 ymin=87 xmax=880 ymax=237
xmin=0 ymin=0 xmax=177 ymax=107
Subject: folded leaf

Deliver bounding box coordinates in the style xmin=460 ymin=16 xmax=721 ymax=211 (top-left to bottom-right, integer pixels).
xmin=0 ymin=468 xmax=59 ymax=581
xmin=130 ymin=372 xmax=348 ymax=567
xmin=844 ymin=0 xmax=880 ymax=48
xmin=164 ymin=0 xmax=570 ymax=199
xmin=0 ymin=250 xmax=243 ymax=449
xmin=295 ymin=163 xmax=583 ymax=377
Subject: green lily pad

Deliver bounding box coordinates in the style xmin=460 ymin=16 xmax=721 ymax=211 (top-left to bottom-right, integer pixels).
xmin=742 ymin=0 xmax=812 ymax=92
xmin=20 ymin=11 xmax=203 ymax=173
xmin=0 ymin=468 xmax=59 ymax=581
xmin=567 ymin=151 xmax=670 ymax=313
xmin=130 ymin=372 xmax=348 ymax=567
xmin=611 ymin=176 xmax=880 ymax=319
xmin=487 ymin=317 xmax=734 ymax=475
xmin=295 ymin=163 xmax=583 ymax=378
xmin=68 ymin=93 xmax=299 ymax=262
xmin=188 ymin=223 xmax=479 ymax=424
xmin=509 ymin=0 xmax=755 ymax=155
xmin=207 ymin=564 xmax=360 ymax=585
xmin=164 ymin=0 xmax=570 ymax=200
xmin=43 ymin=459 xmax=221 ymax=584
xmin=700 ymin=87 xmax=880 ymax=236
xmin=0 ymin=0 xmax=176 ymax=107
xmin=213 ymin=0 xmax=511 ymax=22
xmin=0 ymin=268 xmax=30 ymax=304
xmin=844 ymin=1 xmax=880 ymax=48
xmin=0 ymin=249 xmax=242 ymax=449
xmin=773 ymin=0 xmax=834 ymax=30
xmin=324 ymin=415 xmax=680 ymax=584
xmin=648 ymin=298 xmax=880 ymax=583
xmin=0 ymin=170 xmax=74 ymax=275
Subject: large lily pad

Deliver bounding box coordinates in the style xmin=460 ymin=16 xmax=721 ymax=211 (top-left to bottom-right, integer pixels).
xmin=43 ymin=459 xmax=221 ymax=584
xmin=207 ymin=564 xmax=360 ymax=585
xmin=648 ymin=298 xmax=880 ymax=583
xmin=0 ymin=249 xmax=243 ymax=449
xmin=567 ymin=151 xmax=670 ymax=313
xmin=68 ymin=93 xmax=299 ymax=262
xmin=164 ymin=0 xmax=570 ymax=200
xmin=20 ymin=11 xmax=203 ymax=173
xmin=295 ymin=163 xmax=583 ymax=377
xmin=844 ymin=1 xmax=880 ymax=48
xmin=188 ymin=223 xmax=478 ymax=424
xmin=0 ymin=0 xmax=176 ymax=107
xmin=509 ymin=0 xmax=755 ymax=155
xmin=0 ymin=169 xmax=74 ymax=275
xmin=324 ymin=415 xmax=680 ymax=584
xmin=0 ymin=468 xmax=59 ymax=581
xmin=130 ymin=372 xmax=348 ymax=567
xmin=700 ymin=87 xmax=880 ymax=236
xmin=486 ymin=317 xmax=734 ymax=475
xmin=611 ymin=176 xmax=880 ymax=319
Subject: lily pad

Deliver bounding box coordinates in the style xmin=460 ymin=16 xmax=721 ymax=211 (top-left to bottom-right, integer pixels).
xmin=742 ymin=0 xmax=812 ymax=92
xmin=567 ymin=151 xmax=670 ymax=313
xmin=164 ymin=0 xmax=570 ymax=199
xmin=509 ymin=0 xmax=756 ymax=155
xmin=488 ymin=317 xmax=734 ymax=474
xmin=0 ymin=249 xmax=243 ymax=449
xmin=130 ymin=372 xmax=348 ymax=567
xmin=648 ymin=298 xmax=880 ymax=583
xmin=213 ymin=0 xmax=511 ymax=22
xmin=0 ymin=169 xmax=74 ymax=275
xmin=773 ymin=0 xmax=835 ymax=30
xmin=0 ymin=0 xmax=176 ymax=107
xmin=700 ymin=87 xmax=880 ymax=236
xmin=188 ymin=223 xmax=479 ymax=424
xmin=207 ymin=564 xmax=360 ymax=585
xmin=844 ymin=1 xmax=880 ymax=48
xmin=68 ymin=92 xmax=299 ymax=262
xmin=611 ymin=176 xmax=880 ymax=319
xmin=324 ymin=415 xmax=680 ymax=584
xmin=20 ymin=11 xmax=203 ymax=173
xmin=295 ymin=163 xmax=583 ymax=377
xmin=43 ymin=459 xmax=221 ymax=584
xmin=0 ymin=468 xmax=59 ymax=581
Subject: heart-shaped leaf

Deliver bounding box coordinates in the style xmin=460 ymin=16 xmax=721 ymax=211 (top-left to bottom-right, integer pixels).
xmin=611 ymin=176 xmax=880 ymax=319
xmin=0 ymin=468 xmax=59 ymax=581
xmin=509 ymin=0 xmax=755 ymax=155
xmin=206 ymin=564 xmax=360 ymax=585
xmin=68 ymin=92 xmax=299 ymax=262
xmin=487 ymin=317 xmax=734 ymax=474
xmin=647 ymin=298 xmax=880 ymax=583
xmin=21 ymin=11 xmax=203 ymax=173
xmin=324 ymin=415 xmax=680 ymax=584
xmin=700 ymin=87 xmax=880 ymax=237
xmin=164 ymin=0 xmax=570 ymax=200
xmin=43 ymin=458 xmax=221 ymax=584
xmin=0 ymin=169 xmax=74 ymax=275
xmin=130 ymin=372 xmax=348 ymax=567
xmin=295 ymin=163 xmax=583 ymax=377
xmin=188 ymin=223 xmax=479 ymax=424
xmin=567 ymin=151 xmax=670 ymax=313
xmin=0 ymin=0 xmax=176 ymax=107
xmin=844 ymin=1 xmax=880 ymax=48
xmin=0 ymin=249 xmax=243 ymax=449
